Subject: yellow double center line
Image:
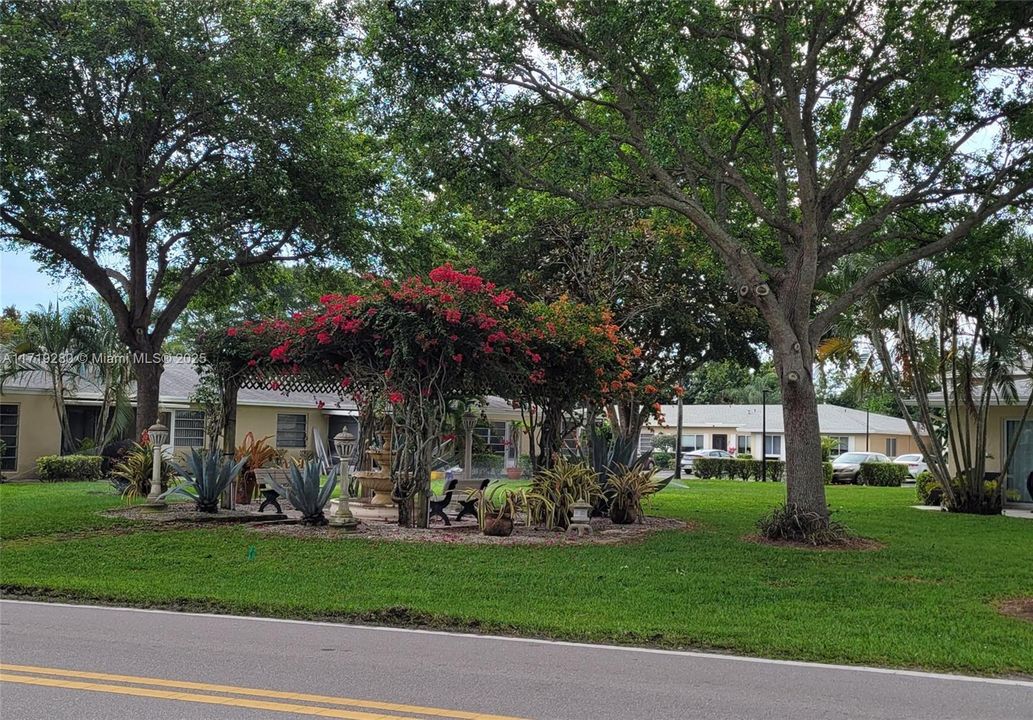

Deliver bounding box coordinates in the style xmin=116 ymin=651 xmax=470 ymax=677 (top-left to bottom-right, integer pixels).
xmin=0 ymin=663 xmax=530 ymax=720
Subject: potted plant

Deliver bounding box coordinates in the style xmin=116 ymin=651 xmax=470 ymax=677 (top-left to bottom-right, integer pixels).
xmin=234 ymin=432 xmax=277 ymax=504
xmin=479 ymin=486 xmax=519 ymax=537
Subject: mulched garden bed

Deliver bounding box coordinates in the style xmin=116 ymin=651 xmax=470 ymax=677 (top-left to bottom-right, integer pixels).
xmin=998 ymin=597 xmax=1033 ymax=623
xmin=249 ymin=514 xmax=693 ymax=546
xmin=103 ymin=505 xmax=286 ymax=525
xmin=742 ymin=533 xmax=885 ymax=552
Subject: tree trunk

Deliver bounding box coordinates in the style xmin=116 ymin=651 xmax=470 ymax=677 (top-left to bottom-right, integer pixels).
xmin=774 ymin=343 xmax=830 ymax=520
xmin=133 ymin=351 xmax=165 ymax=439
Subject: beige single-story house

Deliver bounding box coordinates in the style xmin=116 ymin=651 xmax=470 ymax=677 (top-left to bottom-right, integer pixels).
xmin=0 ymin=357 xmax=522 ymax=480
xmin=928 ymin=373 xmax=1033 ymax=506
xmin=640 ymin=403 xmax=924 ymax=460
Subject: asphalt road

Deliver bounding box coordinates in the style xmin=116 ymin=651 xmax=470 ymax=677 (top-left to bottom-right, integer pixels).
xmin=1 ymin=600 xmax=1030 ymax=720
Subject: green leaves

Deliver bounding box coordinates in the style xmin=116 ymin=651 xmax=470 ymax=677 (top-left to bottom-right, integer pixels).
xmin=280 ymin=460 xmax=338 ymax=524
xmin=164 ymin=448 xmax=248 ymax=512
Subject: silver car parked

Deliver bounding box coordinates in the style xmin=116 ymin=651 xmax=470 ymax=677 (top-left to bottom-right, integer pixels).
xmin=831 ymin=451 xmax=891 ymax=484
xmin=892 ymin=453 xmax=928 ymax=478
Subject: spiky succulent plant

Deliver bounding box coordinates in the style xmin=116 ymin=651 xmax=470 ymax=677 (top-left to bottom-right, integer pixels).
xmin=162 ymin=448 xmax=247 ymax=513
xmin=275 ymin=460 xmax=338 ymax=525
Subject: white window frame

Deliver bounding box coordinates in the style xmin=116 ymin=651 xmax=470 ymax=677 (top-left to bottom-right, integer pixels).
xmin=827 ymin=435 xmax=850 ymax=455
xmin=172 ymin=409 xmax=206 ymax=448
xmin=681 ymin=434 xmax=705 ymax=452
xmin=474 ymin=420 xmax=508 ymax=455
xmin=764 ymin=434 xmax=782 ymax=457
xmin=638 ymin=432 xmax=655 ymax=454
xmin=276 ymin=413 xmax=308 ymax=449
xmin=736 ymin=435 xmax=751 ymax=455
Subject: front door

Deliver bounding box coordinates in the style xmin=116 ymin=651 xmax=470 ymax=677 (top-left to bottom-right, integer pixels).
xmin=712 ymin=434 xmax=728 ymax=452
xmin=1005 ymin=420 xmax=1033 ymax=505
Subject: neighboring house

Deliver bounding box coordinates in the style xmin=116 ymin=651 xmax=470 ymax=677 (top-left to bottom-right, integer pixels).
xmin=926 ymin=371 xmax=1033 ymax=506
xmin=0 ymin=357 xmax=522 ymax=480
xmin=639 ymin=403 xmax=924 ymax=461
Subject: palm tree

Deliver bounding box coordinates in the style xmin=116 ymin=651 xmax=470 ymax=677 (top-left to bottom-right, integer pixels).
xmin=77 ymin=299 xmax=134 ymax=448
xmin=1 ymin=304 xmax=92 ymax=453
xmin=819 ymin=233 xmax=1033 ymax=513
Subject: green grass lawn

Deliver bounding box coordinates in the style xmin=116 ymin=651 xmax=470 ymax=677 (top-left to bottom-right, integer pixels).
xmin=1 ymin=479 xmax=1031 ymax=675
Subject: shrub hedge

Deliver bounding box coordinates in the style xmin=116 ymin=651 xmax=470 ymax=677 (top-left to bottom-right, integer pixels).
xmin=859 ymin=462 xmax=909 ymax=487
xmin=36 ymin=455 xmax=103 ymax=482
xmin=823 ymin=461 xmax=834 ymax=484
xmin=915 ymin=471 xmax=940 ymax=505
xmin=693 ymin=457 xmax=785 ymax=482
xmin=653 ymin=451 xmax=673 ymax=469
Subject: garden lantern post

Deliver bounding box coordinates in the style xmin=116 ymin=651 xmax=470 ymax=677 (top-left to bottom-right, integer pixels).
xmin=462 ymin=410 xmax=477 ymax=485
xmin=330 ymin=430 xmax=358 ymax=530
xmin=146 ymin=421 xmax=169 ymax=508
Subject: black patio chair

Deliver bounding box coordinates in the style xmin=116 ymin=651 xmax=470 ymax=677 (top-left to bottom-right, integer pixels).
xmin=455 ymin=478 xmax=492 ymax=522
xmin=429 ymin=478 xmax=459 ymax=525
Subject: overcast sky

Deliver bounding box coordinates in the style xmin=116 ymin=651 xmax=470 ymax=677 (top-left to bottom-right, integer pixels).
xmin=0 ymin=247 xmax=75 ymax=312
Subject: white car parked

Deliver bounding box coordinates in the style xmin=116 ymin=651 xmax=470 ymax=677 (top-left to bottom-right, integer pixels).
xmin=892 ymin=453 xmax=928 ymax=478
xmin=681 ymin=448 xmax=734 ymax=473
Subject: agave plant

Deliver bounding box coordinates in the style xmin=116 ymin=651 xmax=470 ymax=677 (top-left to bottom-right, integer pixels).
xmin=161 ymin=449 xmax=247 ymax=513
xmin=274 ymin=460 xmax=338 ymax=525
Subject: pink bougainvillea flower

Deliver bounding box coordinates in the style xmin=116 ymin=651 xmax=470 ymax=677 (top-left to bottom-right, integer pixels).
xmin=388 ymin=391 xmax=404 ymax=405
xmin=452 ymin=353 xmax=463 ymax=363
xmin=226 ymin=327 xmax=237 ymax=337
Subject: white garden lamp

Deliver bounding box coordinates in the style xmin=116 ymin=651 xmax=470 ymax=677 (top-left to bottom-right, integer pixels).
xmin=461 ymin=410 xmax=477 ymax=484
xmin=330 ymin=429 xmax=358 ymax=530
xmin=146 ymin=421 xmax=169 ymax=508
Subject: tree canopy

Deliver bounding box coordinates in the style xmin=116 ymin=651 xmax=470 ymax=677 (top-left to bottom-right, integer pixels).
xmin=1 ymin=0 xmax=379 ymax=434
xmin=362 ymin=0 xmax=1033 ymax=520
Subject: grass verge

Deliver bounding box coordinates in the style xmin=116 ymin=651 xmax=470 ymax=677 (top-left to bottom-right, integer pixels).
xmin=1 ymin=479 xmax=1031 ymax=676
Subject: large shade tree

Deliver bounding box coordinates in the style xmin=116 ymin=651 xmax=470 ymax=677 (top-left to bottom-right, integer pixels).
xmin=364 ymin=0 xmax=1033 ymax=523
xmin=0 ymin=0 xmax=377 ymax=436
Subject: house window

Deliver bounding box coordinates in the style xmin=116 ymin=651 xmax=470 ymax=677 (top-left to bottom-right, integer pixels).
xmin=736 ymin=435 xmax=751 ymax=455
xmin=276 ymin=413 xmax=308 ymax=448
xmin=473 ymin=421 xmax=508 ymax=455
xmin=827 ymin=436 xmax=849 ymax=455
xmin=0 ymin=404 xmax=18 ymax=472
xmin=885 ymin=438 xmax=897 ymax=457
xmin=764 ymin=435 xmax=782 ymax=457
xmin=681 ymin=434 xmax=705 ymax=452
xmin=172 ymin=410 xmax=206 ymax=447
xmin=638 ymin=432 xmax=655 ymax=454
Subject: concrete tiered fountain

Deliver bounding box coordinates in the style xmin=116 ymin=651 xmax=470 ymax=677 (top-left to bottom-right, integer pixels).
xmin=346 ymin=424 xmax=401 ymax=523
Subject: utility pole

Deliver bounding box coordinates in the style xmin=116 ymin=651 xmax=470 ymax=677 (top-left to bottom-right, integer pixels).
xmin=866 ymin=404 xmax=871 ymax=451
xmin=674 ymin=392 xmax=684 ymax=480
xmin=761 ymin=389 xmax=768 ymax=482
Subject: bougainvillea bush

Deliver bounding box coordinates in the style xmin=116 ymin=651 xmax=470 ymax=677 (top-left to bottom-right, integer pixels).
xmin=517 ymin=298 xmax=636 ymax=470
xmin=229 ymin=265 xmax=538 ymax=525
xmin=204 ymin=264 xmax=647 ymax=526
